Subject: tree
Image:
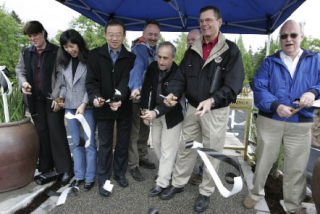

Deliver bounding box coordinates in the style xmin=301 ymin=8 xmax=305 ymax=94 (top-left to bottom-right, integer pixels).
xmin=172 ymin=33 xmax=187 ymax=65
xmin=0 ymin=6 xmax=29 ymax=81
xmin=301 ymin=36 xmax=320 ymax=52
xmin=236 ymin=35 xmax=254 ymax=86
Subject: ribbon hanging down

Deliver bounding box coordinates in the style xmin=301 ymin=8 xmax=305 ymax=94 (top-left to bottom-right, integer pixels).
xmin=185 ymin=141 xmax=243 ymax=198
xmin=65 ymin=112 xmax=92 ymax=148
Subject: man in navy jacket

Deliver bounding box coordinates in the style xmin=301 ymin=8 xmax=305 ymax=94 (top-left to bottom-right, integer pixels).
xmin=86 ymin=19 xmax=135 ymax=197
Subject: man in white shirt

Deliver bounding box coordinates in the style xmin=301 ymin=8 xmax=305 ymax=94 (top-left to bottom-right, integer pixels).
xmin=243 ymin=20 xmax=320 ymax=214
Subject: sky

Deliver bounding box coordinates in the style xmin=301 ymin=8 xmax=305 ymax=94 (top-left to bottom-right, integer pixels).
xmin=1 ymin=0 xmax=319 ymax=51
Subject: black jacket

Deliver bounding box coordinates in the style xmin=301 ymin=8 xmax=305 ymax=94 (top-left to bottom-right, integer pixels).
xmin=86 ymin=44 xmax=136 ymax=120
xmin=20 ymin=42 xmax=59 ymax=114
xmin=140 ymin=61 xmax=183 ymax=129
xmin=169 ymin=33 xmax=244 ymax=109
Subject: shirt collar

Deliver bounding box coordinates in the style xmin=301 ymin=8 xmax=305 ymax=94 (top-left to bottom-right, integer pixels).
xmin=280 ymin=48 xmax=303 ymax=60
xmin=108 ymin=45 xmax=122 ymax=55
xmin=202 ymin=34 xmax=219 ymax=47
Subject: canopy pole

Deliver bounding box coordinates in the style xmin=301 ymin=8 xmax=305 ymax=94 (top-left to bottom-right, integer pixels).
xmin=266 ymin=34 xmax=271 ymax=56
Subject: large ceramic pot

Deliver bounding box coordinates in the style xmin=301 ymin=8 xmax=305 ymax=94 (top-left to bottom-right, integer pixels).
xmin=0 ymin=118 xmax=39 ymax=192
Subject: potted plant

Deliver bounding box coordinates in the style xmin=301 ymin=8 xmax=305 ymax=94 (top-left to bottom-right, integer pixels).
xmin=0 ymin=66 xmax=39 ymax=192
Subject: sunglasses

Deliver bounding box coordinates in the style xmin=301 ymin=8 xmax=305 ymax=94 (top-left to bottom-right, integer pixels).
xmin=280 ymin=33 xmax=298 ymax=40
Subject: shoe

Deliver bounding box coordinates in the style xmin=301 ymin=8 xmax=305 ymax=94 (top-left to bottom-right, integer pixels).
xmin=190 ymin=174 xmax=202 ymax=185
xmin=60 ymin=172 xmax=73 ymax=186
xmin=84 ymin=182 xmax=95 ymax=191
xmin=99 ymin=186 xmax=110 ymax=197
xmin=194 ymin=194 xmax=210 ymax=212
xmin=148 ymin=186 xmax=165 ymax=197
xmin=243 ymin=196 xmax=257 ymax=209
xmin=70 ymin=179 xmax=84 ymax=187
xmin=139 ymin=159 xmax=156 ymax=169
xmin=114 ymin=175 xmax=129 ymax=187
xmin=160 ymin=185 xmax=184 ymax=200
xmin=129 ymin=167 xmax=145 ymax=181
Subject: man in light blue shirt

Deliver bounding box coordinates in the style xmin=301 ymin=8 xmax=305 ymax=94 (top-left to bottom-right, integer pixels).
xmin=128 ymin=20 xmax=160 ymax=181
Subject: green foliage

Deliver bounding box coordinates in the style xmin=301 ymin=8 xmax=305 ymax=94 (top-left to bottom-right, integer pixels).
xmin=236 ymin=36 xmax=254 ymax=86
xmin=0 ymin=6 xmax=29 ymax=82
xmin=301 ymin=36 xmax=320 ymax=52
xmin=173 ymin=33 xmax=187 ymax=65
xmin=0 ymin=84 xmax=25 ymax=123
xmin=68 ymin=15 xmax=106 ymax=49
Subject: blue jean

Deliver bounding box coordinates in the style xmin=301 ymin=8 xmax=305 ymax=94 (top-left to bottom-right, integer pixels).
xmin=66 ymin=109 xmax=96 ymax=182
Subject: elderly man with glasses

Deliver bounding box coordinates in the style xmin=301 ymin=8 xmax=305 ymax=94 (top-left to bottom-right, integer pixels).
xmin=243 ymin=20 xmax=320 ymax=214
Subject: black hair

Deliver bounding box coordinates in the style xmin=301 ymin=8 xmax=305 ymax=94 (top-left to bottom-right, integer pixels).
xmin=57 ymin=29 xmax=89 ymax=68
xmin=23 ymin=20 xmax=48 ymax=40
xmin=104 ymin=19 xmax=126 ymax=34
xmin=200 ymin=6 xmax=222 ymax=20
xmin=158 ymin=41 xmax=176 ymax=58
xmin=144 ymin=20 xmax=160 ymax=31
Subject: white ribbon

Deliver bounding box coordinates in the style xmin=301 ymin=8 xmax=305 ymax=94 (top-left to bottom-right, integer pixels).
xmin=191 ymin=141 xmax=243 ymax=198
xmin=56 ymin=187 xmax=72 ymax=206
xmin=65 ymin=112 xmax=91 ymax=148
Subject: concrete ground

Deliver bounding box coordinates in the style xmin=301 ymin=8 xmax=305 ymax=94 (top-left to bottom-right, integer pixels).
xmin=49 ymin=149 xmax=254 ymax=214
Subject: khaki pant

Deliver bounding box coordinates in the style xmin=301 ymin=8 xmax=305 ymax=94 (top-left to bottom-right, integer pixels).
xmin=151 ymin=115 xmax=182 ymax=188
xmin=251 ymin=115 xmax=312 ymax=211
xmin=171 ymin=105 xmax=229 ymax=196
xmin=128 ymin=103 xmax=150 ymax=169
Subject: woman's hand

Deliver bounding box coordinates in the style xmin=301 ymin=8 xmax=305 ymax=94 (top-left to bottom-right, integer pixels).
xmin=76 ymin=103 xmax=86 ymax=115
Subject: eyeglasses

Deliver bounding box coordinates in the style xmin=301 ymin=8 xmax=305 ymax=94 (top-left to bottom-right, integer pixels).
xmin=106 ymin=33 xmax=123 ymax=39
xmin=199 ymin=18 xmax=216 ymax=24
xmin=280 ymin=33 xmax=298 ymax=40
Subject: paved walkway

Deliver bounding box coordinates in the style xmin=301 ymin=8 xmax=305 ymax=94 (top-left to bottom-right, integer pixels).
xmin=49 ymin=148 xmax=254 ymax=214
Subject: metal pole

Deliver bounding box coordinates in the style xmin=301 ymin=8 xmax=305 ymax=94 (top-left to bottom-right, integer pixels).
xmin=266 ymin=34 xmax=271 ymax=56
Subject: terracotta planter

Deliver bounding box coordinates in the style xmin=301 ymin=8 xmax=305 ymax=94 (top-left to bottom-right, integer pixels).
xmin=0 ymin=118 xmax=39 ymax=192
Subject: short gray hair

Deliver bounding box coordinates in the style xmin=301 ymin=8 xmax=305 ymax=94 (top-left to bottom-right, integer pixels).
xmin=158 ymin=41 xmax=176 ymax=58
xmin=280 ymin=20 xmax=304 ymax=35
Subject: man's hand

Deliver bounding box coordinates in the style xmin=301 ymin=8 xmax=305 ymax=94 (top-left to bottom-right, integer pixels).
xmin=163 ymin=93 xmax=178 ymax=107
xmin=109 ymin=101 xmax=122 ymax=111
xmin=276 ymin=104 xmax=293 ymax=118
xmin=299 ymin=92 xmax=315 ymax=107
xmin=131 ymin=89 xmax=141 ymax=100
xmin=22 ymin=82 xmax=32 ymax=95
xmin=93 ymin=97 xmax=105 ymax=108
xmin=140 ymin=110 xmax=156 ymax=121
xmin=195 ymin=98 xmax=214 ymax=116
xmin=51 ymin=100 xmax=60 ymax=112
xmin=76 ymin=103 xmax=86 ymax=115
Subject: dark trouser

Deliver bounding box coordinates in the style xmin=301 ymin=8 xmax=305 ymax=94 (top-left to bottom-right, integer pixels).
xmin=97 ymin=117 xmax=131 ymax=185
xmin=32 ymin=99 xmax=72 ymax=173
xmin=128 ymin=103 xmax=150 ymax=169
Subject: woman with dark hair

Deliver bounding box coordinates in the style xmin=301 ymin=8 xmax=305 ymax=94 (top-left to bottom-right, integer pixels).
xmin=57 ymin=29 xmax=96 ymax=191
xmin=16 ymin=20 xmax=73 ymax=186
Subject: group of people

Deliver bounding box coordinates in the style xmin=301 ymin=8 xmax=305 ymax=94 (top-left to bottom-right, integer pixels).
xmin=15 ymin=3 xmax=320 ymax=214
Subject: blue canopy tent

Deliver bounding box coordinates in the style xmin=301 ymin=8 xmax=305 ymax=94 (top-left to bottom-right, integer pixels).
xmin=56 ymin=0 xmax=305 ymax=34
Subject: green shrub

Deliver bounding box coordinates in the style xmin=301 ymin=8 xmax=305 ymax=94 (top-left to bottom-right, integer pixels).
xmin=0 ymin=84 xmax=25 ymax=123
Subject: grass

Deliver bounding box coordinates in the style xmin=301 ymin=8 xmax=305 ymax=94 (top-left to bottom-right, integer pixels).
xmin=0 ymin=84 xmax=25 ymax=123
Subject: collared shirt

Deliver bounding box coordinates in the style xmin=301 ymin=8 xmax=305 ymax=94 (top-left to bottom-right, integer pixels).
xmin=280 ymin=48 xmax=303 ymax=78
xmin=202 ymin=35 xmax=218 ymax=62
xmin=108 ymin=46 xmax=122 ymax=64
